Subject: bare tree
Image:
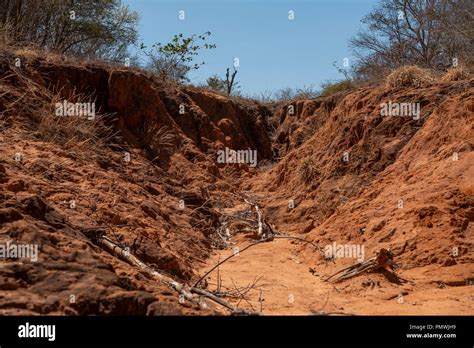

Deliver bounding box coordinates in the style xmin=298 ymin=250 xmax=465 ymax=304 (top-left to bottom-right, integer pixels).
xmin=350 ymin=0 xmax=474 ymax=80
xmin=225 ymin=67 xmax=238 ymax=96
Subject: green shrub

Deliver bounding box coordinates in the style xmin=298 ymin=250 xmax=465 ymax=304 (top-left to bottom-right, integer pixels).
xmin=320 ymin=80 xmax=352 ymax=97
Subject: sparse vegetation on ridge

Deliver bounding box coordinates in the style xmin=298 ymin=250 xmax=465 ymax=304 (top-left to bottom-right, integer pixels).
xmin=0 ymin=0 xmax=472 ymax=324
xmin=386 ymin=65 xmax=434 ymax=88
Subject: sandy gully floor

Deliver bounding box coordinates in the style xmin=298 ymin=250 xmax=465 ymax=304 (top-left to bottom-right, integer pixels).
xmin=200 ymin=235 xmax=474 ymax=315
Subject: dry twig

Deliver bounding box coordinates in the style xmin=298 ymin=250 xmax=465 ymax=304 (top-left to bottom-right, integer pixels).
xmin=326 ymin=248 xmax=399 ymax=283
xmin=83 ymin=229 xmax=258 ymax=315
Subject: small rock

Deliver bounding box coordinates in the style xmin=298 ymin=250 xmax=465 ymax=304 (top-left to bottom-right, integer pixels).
xmin=6 ymin=179 xmax=26 ymax=193
xmin=302 ymin=220 xmax=315 ymax=233
xmin=370 ymin=218 xmax=386 ymax=232
xmin=443 ymin=258 xmax=457 ymax=267
xmin=147 ymin=301 xmax=183 ymax=315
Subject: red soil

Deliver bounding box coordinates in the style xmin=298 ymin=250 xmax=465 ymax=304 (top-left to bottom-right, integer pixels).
xmin=0 ymin=49 xmax=472 ymax=315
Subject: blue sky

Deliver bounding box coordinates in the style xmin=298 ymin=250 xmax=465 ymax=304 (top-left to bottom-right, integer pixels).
xmin=123 ymin=0 xmax=377 ymax=96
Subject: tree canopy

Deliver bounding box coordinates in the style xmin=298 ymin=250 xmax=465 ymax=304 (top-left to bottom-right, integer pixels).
xmin=0 ymin=0 xmax=139 ymax=60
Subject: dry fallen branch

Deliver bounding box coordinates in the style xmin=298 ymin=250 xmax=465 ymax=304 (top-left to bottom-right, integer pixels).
xmin=230 ymin=277 xmax=256 ymax=311
xmin=83 ymin=230 xmax=258 ymax=315
xmin=240 ymin=197 xmax=326 ymax=257
xmin=309 ymin=290 xmax=354 ymax=315
xmin=194 ymin=195 xmax=327 ymax=288
xmin=255 ymin=204 xmax=264 ymax=238
xmin=218 ymin=213 xmax=256 ymax=225
xmin=325 ymin=248 xmax=399 ymax=283
xmin=95 ymin=236 xmax=198 ymax=303
xmin=243 ymin=198 xmax=272 ymax=239
xmin=189 ymin=286 xmax=259 ymax=315
xmin=212 ymin=276 xmax=263 ymax=300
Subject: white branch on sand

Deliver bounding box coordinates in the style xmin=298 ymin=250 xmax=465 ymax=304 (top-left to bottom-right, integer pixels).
xmin=97 ymin=236 xmax=196 ymax=303
xmin=255 ymin=205 xmax=263 ymax=239
xmin=92 ymin=234 xmax=259 ymax=315
xmin=243 ymin=197 xmax=268 ymax=239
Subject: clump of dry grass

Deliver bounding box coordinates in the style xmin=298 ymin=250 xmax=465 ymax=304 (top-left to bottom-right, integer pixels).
xmin=387 ymin=65 xmax=434 ymax=88
xmin=298 ymin=157 xmax=319 ymax=184
xmin=38 ymin=92 xmax=116 ymax=151
xmin=441 ymin=66 xmax=470 ymax=81
xmin=0 ymin=67 xmax=116 ymax=153
xmin=143 ymin=123 xmax=178 ymax=163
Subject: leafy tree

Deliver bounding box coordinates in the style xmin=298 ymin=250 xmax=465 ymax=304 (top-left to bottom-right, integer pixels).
xmin=320 ymin=80 xmax=352 ymax=97
xmin=144 ymin=32 xmax=216 ymax=82
xmin=0 ymin=0 xmax=139 ymax=61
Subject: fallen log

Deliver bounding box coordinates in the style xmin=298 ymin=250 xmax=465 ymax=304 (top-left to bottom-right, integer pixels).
xmin=96 ymin=236 xmax=198 ymax=305
xmin=89 ymin=233 xmax=256 ymax=315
